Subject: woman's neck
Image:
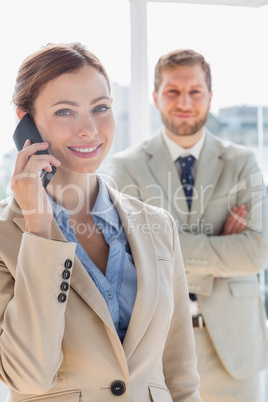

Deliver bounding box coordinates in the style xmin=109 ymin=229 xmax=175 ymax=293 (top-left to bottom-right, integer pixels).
xmin=46 ymin=167 xmax=99 ymax=215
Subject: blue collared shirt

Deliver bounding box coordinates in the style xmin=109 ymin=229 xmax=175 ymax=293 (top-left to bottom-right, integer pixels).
xmin=50 ymin=178 xmax=137 ymax=342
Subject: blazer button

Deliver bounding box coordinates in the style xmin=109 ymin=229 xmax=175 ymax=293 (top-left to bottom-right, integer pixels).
xmin=61 ymin=282 xmax=69 ymax=291
xmin=65 ymin=259 xmax=72 ymax=269
xmin=110 ymin=380 xmax=126 ymax=396
xmin=58 ymin=293 xmax=67 ymax=303
xmin=62 ymin=270 xmax=71 ymax=280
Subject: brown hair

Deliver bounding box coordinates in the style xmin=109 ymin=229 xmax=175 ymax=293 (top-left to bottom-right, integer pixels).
xmin=154 ymin=49 xmax=211 ymax=92
xmin=13 ymin=42 xmax=110 ymax=115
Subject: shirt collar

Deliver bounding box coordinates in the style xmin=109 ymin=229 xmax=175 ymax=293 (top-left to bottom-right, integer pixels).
xmin=50 ymin=197 xmax=67 ymax=221
xmin=162 ymin=126 xmax=206 ymax=161
xmin=92 ymin=176 xmax=120 ymax=231
xmin=49 ymin=176 xmax=120 ymax=231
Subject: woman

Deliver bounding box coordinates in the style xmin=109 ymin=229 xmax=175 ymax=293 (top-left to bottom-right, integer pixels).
xmin=0 ymin=42 xmax=201 ymax=401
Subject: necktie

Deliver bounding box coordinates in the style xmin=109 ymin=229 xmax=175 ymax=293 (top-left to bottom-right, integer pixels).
xmin=176 ymin=155 xmax=195 ymax=209
xmin=176 ymin=155 xmax=196 ymax=302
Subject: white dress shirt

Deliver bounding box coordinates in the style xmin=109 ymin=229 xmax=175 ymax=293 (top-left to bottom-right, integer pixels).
xmin=162 ymin=126 xmax=206 ymax=317
xmin=162 ymin=126 xmax=206 ymax=178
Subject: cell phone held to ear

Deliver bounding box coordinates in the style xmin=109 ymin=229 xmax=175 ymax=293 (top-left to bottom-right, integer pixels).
xmin=13 ymin=114 xmax=57 ymax=188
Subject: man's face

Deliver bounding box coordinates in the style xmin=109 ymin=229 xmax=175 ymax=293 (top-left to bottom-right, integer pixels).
xmin=153 ymin=64 xmax=212 ymax=142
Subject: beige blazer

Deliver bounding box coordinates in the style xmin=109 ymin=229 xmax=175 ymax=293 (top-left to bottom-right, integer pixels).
xmin=0 ymin=185 xmax=202 ymax=402
xmin=109 ymin=128 xmax=268 ymax=379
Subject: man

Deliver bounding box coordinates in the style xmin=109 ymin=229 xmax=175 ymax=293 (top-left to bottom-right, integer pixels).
xmin=109 ymin=49 xmax=268 ymax=401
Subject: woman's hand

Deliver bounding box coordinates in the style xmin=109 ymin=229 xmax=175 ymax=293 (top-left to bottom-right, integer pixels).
xmin=11 ymin=140 xmax=61 ymax=239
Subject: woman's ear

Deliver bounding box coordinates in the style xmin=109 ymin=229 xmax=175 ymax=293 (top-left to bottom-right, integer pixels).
xmin=16 ymin=109 xmax=27 ymax=121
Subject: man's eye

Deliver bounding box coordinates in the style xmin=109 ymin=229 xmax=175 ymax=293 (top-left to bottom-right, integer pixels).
xmin=167 ymin=89 xmax=180 ymax=96
xmin=93 ymin=105 xmax=110 ymax=113
xmin=55 ymin=109 xmax=72 ymax=116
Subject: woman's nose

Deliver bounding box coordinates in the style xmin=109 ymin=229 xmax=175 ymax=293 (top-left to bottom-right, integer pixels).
xmin=77 ymin=115 xmax=98 ymax=138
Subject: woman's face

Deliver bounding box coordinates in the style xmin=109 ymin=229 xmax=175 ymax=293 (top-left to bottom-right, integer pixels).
xmin=33 ymin=64 xmax=115 ymax=174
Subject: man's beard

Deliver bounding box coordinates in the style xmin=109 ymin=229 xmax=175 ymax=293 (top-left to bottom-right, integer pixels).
xmin=160 ymin=109 xmax=209 ymax=137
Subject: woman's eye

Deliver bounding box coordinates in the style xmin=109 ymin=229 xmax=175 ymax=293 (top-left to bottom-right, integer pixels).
xmin=93 ymin=105 xmax=110 ymax=113
xmin=55 ymin=109 xmax=73 ymax=116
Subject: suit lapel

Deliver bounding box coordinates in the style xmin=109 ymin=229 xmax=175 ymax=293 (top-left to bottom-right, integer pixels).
xmin=144 ymin=130 xmax=226 ymax=226
xmin=13 ymin=188 xmax=161 ymax=358
xmin=70 ymin=257 xmax=116 ymax=332
xmin=13 ymin=211 xmax=116 ymax=335
xmin=53 ymin=221 xmax=117 ymax=332
xmin=146 ymin=131 xmax=188 ymax=222
xmin=190 ymin=131 xmax=224 ymax=222
xmin=107 ymin=187 xmax=159 ymax=360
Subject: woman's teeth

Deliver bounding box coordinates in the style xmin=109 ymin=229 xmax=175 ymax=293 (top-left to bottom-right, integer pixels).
xmin=70 ymin=146 xmax=98 ymax=153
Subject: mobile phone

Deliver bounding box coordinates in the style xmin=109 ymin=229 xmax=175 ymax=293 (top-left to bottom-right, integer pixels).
xmin=13 ymin=114 xmax=57 ymax=188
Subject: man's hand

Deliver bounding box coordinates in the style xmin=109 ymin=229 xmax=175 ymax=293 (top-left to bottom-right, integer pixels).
xmin=222 ymin=204 xmax=248 ymax=235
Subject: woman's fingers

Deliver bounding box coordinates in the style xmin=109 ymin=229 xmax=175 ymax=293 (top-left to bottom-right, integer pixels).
xmin=13 ymin=141 xmax=48 ymax=172
xmin=11 ymin=156 xmax=60 ymax=190
xmin=13 ymin=141 xmax=60 ymax=175
xmin=23 ymin=153 xmax=60 ymax=172
xmin=10 ymin=141 xmax=61 ymax=239
xmin=22 ymin=139 xmax=31 ymax=149
xmin=11 ymin=140 xmax=61 ymax=215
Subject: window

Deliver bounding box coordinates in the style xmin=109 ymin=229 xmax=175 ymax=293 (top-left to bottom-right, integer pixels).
xmin=0 ymin=0 xmax=130 ymax=195
xmin=147 ymin=2 xmax=268 ymax=182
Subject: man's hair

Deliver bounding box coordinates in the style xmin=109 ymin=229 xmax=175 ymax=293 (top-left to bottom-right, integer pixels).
xmin=13 ymin=42 xmax=110 ymax=116
xmin=154 ymin=49 xmax=211 ymax=92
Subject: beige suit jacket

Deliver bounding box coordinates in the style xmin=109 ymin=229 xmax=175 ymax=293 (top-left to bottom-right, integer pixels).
xmin=109 ymin=128 xmax=268 ymax=379
xmin=0 ymin=185 xmax=201 ymax=401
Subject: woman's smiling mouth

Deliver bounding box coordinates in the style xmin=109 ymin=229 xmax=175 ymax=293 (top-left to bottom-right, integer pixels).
xmin=68 ymin=144 xmax=102 ymax=157
xmin=69 ymin=145 xmax=98 ymax=153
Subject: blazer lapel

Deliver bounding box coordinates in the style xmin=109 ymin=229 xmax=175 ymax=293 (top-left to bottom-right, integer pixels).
xmin=190 ymin=130 xmax=224 ymax=221
xmin=144 ymin=130 xmax=225 ymax=227
xmin=13 ymin=187 xmax=161 ymax=358
xmin=13 ymin=211 xmax=117 ymax=336
xmin=53 ymin=222 xmax=117 ymax=333
xmin=146 ymin=131 xmax=188 ymax=222
xmin=107 ymin=187 xmax=159 ymax=360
